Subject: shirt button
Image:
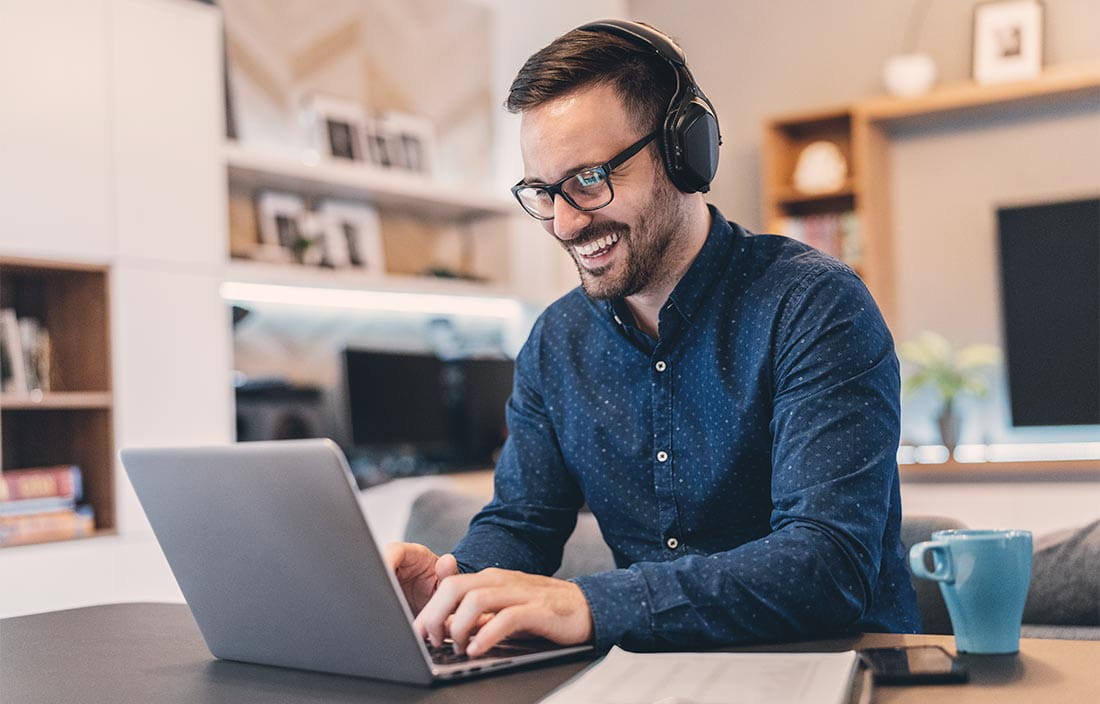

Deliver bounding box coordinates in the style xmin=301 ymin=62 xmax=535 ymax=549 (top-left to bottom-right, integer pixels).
xmin=613 ymin=315 xmax=623 ymax=326
xmin=656 ymin=450 xmax=669 ymax=462
xmin=666 ymin=537 xmax=679 ymax=550
xmin=655 ymin=360 xmax=667 ymax=372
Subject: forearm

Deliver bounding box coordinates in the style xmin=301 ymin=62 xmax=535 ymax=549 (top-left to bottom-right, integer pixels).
xmin=573 ymin=521 xmax=869 ymax=651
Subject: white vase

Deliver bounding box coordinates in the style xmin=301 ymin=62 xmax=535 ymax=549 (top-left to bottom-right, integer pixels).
xmin=883 ymin=53 xmax=937 ymax=97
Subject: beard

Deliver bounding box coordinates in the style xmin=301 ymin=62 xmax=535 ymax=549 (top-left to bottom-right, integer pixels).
xmin=563 ymin=175 xmax=683 ymax=301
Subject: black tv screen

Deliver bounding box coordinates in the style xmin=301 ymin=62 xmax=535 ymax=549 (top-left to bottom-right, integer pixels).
xmin=997 ymin=197 xmax=1100 ymax=426
xmin=344 ymin=349 xmax=514 ymax=465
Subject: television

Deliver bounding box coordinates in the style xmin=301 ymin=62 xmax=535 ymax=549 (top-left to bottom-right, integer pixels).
xmin=343 ymin=349 xmax=514 ymax=467
xmin=996 ymin=197 xmax=1100 ymax=427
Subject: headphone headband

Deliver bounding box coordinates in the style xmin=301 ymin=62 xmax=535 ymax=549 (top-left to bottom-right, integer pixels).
xmin=576 ymin=19 xmax=721 ymax=193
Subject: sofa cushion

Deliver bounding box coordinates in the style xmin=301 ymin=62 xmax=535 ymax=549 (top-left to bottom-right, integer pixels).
xmin=1023 ymin=519 xmax=1100 ymax=627
xmin=403 ymin=489 xmax=615 ymax=579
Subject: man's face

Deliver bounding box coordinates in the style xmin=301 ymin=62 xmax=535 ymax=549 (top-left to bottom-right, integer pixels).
xmin=519 ymin=82 xmax=683 ymax=300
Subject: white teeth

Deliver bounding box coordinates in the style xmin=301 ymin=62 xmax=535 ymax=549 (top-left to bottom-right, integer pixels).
xmin=575 ymin=232 xmax=620 ymax=257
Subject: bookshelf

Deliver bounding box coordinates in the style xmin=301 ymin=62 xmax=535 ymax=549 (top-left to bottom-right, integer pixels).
xmin=0 ymin=256 xmax=116 ymax=545
xmin=762 ymin=64 xmax=1100 ymax=329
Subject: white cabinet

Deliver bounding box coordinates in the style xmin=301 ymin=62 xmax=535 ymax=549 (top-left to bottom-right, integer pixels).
xmin=110 ymin=0 xmax=226 ymax=269
xmin=0 ymin=0 xmax=231 ymax=610
xmin=0 ymin=0 xmax=115 ymax=260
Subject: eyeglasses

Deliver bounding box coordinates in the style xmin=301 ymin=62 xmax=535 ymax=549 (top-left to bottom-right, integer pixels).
xmin=510 ymin=130 xmax=659 ymax=221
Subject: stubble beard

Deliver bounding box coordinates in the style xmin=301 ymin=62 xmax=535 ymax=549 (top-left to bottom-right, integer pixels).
xmin=565 ymin=176 xmax=683 ymax=301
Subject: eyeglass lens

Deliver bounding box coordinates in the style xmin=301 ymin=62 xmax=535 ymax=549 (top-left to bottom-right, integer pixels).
xmin=516 ymin=167 xmax=612 ymax=219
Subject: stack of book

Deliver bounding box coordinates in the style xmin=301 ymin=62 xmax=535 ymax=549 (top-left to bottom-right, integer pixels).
xmin=0 ymin=466 xmax=95 ymax=547
xmin=0 ymin=308 xmax=52 ymax=395
xmin=771 ymin=212 xmax=862 ymax=268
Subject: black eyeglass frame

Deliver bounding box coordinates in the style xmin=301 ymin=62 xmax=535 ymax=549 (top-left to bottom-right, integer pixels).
xmin=510 ymin=130 xmax=659 ymax=221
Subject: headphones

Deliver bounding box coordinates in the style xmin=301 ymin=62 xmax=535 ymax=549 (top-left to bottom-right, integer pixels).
xmin=578 ymin=19 xmax=722 ymax=194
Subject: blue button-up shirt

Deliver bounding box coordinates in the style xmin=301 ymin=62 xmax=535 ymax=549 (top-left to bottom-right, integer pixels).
xmin=452 ymin=206 xmax=921 ymax=650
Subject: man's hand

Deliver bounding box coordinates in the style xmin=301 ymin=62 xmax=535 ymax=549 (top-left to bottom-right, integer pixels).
xmin=413 ymin=568 xmax=594 ymax=657
xmin=384 ymin=542 xmax=459 ymax=615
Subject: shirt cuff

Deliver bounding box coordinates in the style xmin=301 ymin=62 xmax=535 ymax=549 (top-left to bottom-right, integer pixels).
xmin=572 ymin=568 xmax=652 ymax=651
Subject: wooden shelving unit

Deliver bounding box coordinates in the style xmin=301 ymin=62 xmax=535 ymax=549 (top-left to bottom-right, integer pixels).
xmin=762 ymin=64 xmax=1100 ymax=329
xmin=900 ymin=459 xmax=1100 ymax=483
xmin=0 ymin=256 xmax=116 ymax=546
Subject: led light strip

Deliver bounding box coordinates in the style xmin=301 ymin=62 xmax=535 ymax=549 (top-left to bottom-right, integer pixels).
xmin=220 ymin=281 xmax=525 ymax=320
xmin=898 ymin=442 xmax=1100 ymax=464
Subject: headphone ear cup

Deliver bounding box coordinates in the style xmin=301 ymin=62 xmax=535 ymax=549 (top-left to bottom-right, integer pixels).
xmin=666 ymin=98 xmax=720 ymax=193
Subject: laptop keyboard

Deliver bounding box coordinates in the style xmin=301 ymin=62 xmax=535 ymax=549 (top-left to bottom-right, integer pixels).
xmin=427 ymin=639 xmax=550 ymax=665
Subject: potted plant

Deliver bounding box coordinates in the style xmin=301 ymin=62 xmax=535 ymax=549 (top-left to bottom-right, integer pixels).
xmin=897 ymin=331 xmax=1001 ymax=457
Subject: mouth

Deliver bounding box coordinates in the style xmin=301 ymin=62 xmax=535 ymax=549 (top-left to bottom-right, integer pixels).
xmin=573 ymin=231 xmax=622 ymax=270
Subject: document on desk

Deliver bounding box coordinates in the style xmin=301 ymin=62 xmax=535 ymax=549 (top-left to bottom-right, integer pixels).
xmin=539 ymin=646 xmax=861 ymax=704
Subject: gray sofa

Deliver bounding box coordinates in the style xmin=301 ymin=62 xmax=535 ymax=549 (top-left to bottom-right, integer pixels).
xmin=405 ymin=489 xmax=1100 ymax=640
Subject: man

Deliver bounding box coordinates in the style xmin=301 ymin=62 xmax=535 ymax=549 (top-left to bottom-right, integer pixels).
xmin=386 ymin=20 xmax=921 ymax=657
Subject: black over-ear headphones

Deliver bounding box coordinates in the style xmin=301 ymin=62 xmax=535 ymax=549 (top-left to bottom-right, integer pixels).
xmin=578 ymin=19 xmax=722 ymax=194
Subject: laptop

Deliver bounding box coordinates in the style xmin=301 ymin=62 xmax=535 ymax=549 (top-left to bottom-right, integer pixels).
xmin=120 ymin=439 xmax=591 ymax=684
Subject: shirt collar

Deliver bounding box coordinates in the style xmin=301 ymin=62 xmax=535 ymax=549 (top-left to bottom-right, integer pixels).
xmin=596 ymin=204 xmax=741 ymax=332
xmin=663 ymin=204 xmax=738 ymax=325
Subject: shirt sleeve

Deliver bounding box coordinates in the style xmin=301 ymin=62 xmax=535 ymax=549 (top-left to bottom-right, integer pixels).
xmin=450 ymin=315 xmax=585 ymax=576
xmin=572 ymin=266 xmax=904 ymax=650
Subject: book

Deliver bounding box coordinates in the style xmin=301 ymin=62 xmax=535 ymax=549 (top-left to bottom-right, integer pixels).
xmin=0 ymin=465 xmax=83 ymax=502
xmin=18 ymin=317 xmax=41 ymax=391
xmin=0 ymin=506 xmax=95 ymax=547
xmin=538 ymin=646 xmax=862 ymax=704
xmin=0 ymin=496 xmax=77 ymax=516
xmin=0 ymin=308 xmax=27 ymax=394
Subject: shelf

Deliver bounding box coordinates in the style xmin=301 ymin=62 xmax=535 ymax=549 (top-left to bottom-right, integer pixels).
xmin=775 ymin=181 xmax=856 ymax=206
xmin=0 ymin=527 xmax=118 ymax=551
xmin=900 ymin=459 xmax=1100 ymax=483
xmin=224 ymin=142 xmax=514 ymax=222
xmin=222 ymin=259 xmax=527 ymax=319
xmin=224 ymin=259 xmax=517 ymax=299
xmin=0 ymin=392 xmax=112 ymax=410
xmin=856 ymin=63 xmax=1100 ymax=123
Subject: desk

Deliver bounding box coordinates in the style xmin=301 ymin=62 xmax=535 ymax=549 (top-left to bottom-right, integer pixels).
xmin=2 ymin=603 xmax=1097 ymax=703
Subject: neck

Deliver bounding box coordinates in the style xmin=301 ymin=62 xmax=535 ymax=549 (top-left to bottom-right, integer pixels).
xmin=624 ymin=197 xmax=711 ymax=338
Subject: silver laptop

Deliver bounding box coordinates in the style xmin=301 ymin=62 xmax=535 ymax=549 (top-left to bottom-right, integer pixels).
xmin=120 ymin=439 xmax=591 ymax=684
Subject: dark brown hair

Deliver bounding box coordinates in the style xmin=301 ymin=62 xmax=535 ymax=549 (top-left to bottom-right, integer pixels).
xmin=505 ymin=27 xmax=677 ymax=136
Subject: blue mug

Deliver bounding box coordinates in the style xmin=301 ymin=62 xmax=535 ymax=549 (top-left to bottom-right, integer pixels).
xmin=908 ymin=529 xmax=1032 ymax=654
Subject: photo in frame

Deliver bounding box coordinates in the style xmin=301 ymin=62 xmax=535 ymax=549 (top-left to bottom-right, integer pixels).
xmin=318 ymin=200 xmax=385 ymax=274
xmin=302 ymin=95 xmax=369 ymax=162
xmin=972 ymin=0 xmax=1044 ymax=85
xmin=255 ymin=191 xmax=307 ymax=264
xmin=374 ymin=112 xmax=437 ymax=175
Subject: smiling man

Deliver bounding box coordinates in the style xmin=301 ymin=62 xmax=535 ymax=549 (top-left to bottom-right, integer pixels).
xmin=386 ymin=19 xmax=921 ymax=656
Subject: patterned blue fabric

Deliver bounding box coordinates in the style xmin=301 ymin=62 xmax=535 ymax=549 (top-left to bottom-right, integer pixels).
xmin=452 ymin=206 xmax=921 ymax=650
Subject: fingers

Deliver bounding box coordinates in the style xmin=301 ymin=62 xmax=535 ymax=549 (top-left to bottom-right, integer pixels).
xmin=414 ymin=569 xmax=506 ymax=648
xmin=436 ymin=553 xmax=459 ymax=580
xmin=447 ymin=587 xmax=514 ymax=654
xmin=467 ymin=606 xmax=534 ymax=657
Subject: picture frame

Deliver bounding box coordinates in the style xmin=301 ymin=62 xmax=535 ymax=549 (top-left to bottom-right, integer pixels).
xmin=302 ymin=94 xmax=369 ymax=162
xmin=372 ymin=111 xmax=436 ymax=175
xmin=972 ymin=0 xmax=1044 ymax=85
xmin=318 ymin=200 xmax=385 ymax=274
xmin=363 ymin=116 xmax=396 ymax=169
xmin=254 ymin=191 xmax=306 ymax=264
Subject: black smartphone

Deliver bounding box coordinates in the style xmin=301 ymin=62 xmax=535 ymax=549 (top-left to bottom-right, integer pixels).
xmin=859 ymin=645 xmax=969 ymax=685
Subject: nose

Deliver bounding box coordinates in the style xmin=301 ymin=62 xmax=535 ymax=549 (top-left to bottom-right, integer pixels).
xmin=550 ymin=194 xmax=593 ymax=242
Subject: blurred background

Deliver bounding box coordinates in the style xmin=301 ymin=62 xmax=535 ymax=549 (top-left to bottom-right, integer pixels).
xmin=0 ymin=0 xmax=1096 ymax=617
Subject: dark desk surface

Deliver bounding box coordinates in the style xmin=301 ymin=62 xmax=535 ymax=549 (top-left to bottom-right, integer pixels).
xmin=3 ymin=603 xmax=1098 ymax=704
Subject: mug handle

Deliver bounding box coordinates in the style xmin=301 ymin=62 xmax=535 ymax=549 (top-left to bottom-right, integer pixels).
xmin=908 ymin=540 xmax=955 ymax=583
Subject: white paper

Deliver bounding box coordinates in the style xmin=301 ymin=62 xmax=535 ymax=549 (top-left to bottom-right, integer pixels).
xmin=539 ymin=647 xmax=859 ymax=704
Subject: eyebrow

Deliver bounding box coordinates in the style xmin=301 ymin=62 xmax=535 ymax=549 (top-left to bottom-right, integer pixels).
xmin=524 ymin=159 xmax=605 ymax=187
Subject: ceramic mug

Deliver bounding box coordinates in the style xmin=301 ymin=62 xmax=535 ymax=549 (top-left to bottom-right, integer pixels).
xmin=908 ymin=529 xmax=1032 ymax=654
